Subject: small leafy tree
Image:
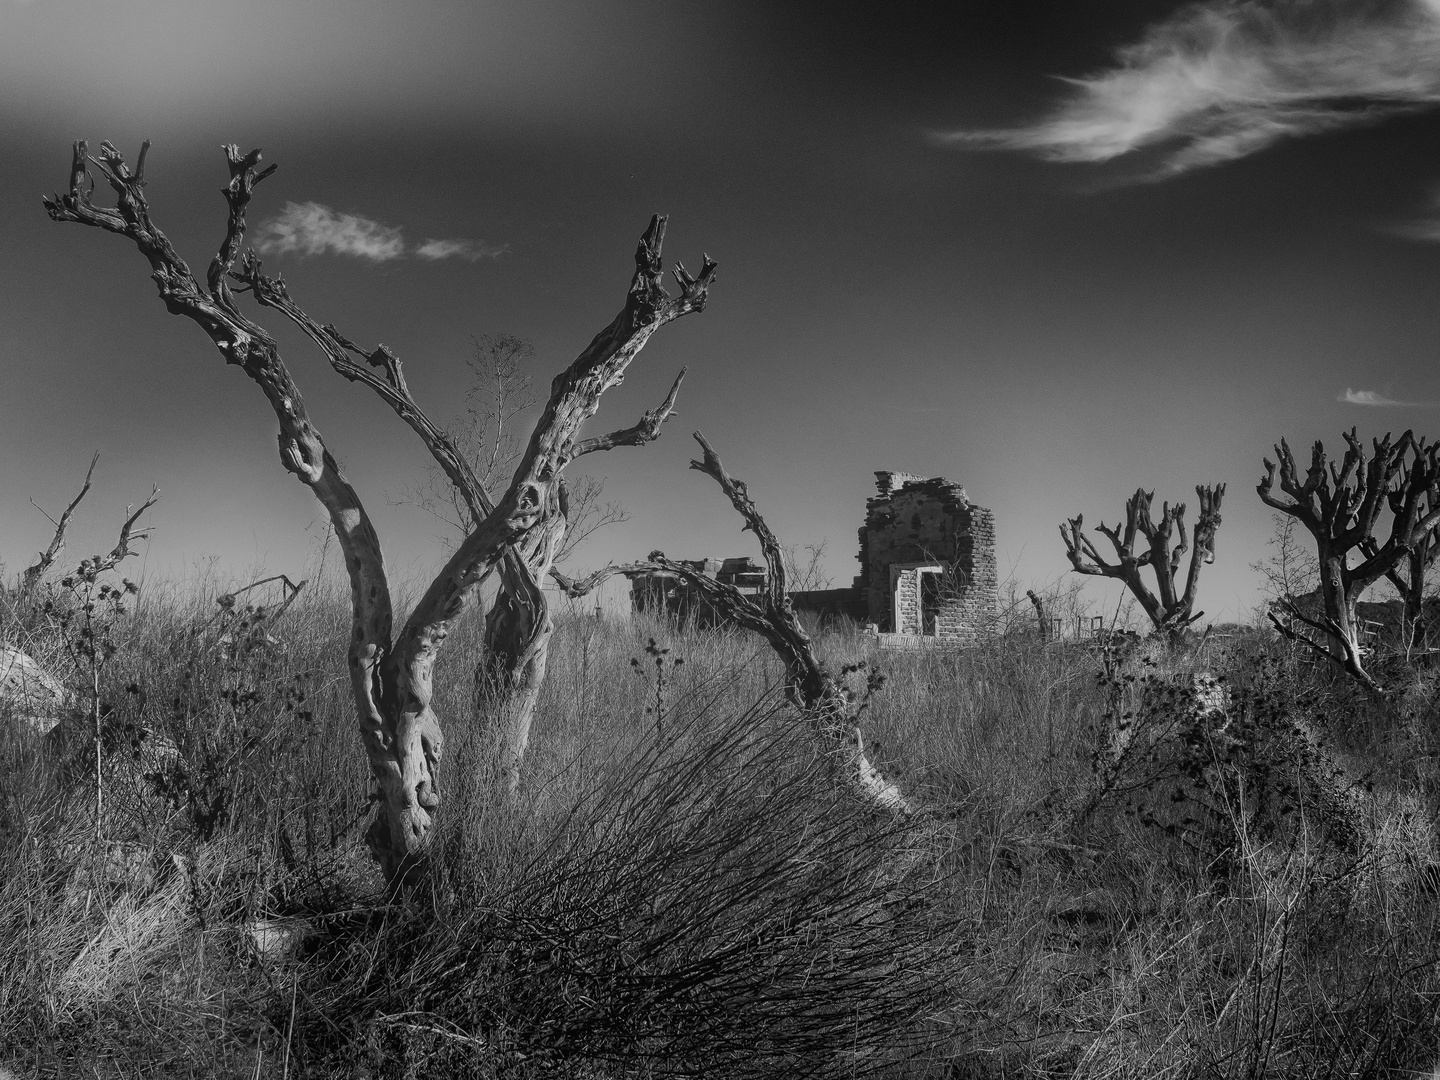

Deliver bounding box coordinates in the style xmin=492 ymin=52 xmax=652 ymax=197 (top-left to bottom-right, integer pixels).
xmin=1061 ymin=484 xmax=1226 ymax=642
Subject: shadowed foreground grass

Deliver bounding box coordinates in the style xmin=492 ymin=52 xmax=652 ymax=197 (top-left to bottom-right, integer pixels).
xmin=4 ymin=576 xmax=1440 ymax=1077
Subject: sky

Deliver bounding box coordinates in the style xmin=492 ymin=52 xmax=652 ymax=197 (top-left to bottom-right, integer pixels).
xmin=4 ymin=0 xmax=1440 ymax=625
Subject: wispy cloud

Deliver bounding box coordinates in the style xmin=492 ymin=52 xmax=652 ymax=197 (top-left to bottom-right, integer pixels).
xmin=936 ymin=0 xmax=1440 ymax=178
xmin=254 ymin=202 xmax=506 ymax=264
xmin=1340 ymin=387 xmax=1435 ymax=407
xmin=255 ymin=202 xmax=406 ymax=262
xmin=1391 ymin=184 xmax=1440 ymax=241
xmin=415 ymin=238 xmax=509 ymax=262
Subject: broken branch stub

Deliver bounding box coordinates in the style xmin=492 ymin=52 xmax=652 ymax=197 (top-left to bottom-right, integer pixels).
xmin=648 ymin=432 xmax=914 ymax=815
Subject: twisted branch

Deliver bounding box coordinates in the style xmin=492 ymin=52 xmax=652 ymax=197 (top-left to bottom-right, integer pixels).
xmin=649 ymin=432 xmax=913 ymax=814
xmin=20 ymin=451 xmax=99 ymax=595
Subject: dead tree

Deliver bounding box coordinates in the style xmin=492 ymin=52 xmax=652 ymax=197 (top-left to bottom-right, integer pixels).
xmin=1025 ymin=589 xmax=1048 ymax=639
xmin=240 ymin=263 xmax=684 ymax=794
xmin=1258 ymin=429 xmax=1440 ymax=691
xmin=1061 ymin=485 xmax=1225 ymax=641
xmin=46 ymin=139 xmax=715 ymax=882
xmin=648 ymin=433 xmax=913 ymax=814
xmin=1359 ymin=437 xmax=1440 ymax=649
xmin=18 ymin=452 xmax=100 ymax=599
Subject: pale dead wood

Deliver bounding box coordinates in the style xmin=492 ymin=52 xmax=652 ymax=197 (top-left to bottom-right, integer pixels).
xmin=20 ymin=451 xmax=99 ymax=595
xmin=1267 ymin=602 xmax=1381 ymax=694
xmin=571 ymin=367 xmax=686 ymax=458
xmin=647 ymin=432 xmax=914 ymax=814
xmin=46 ymin=139 xmax=404 ymax=870
xmin=548 ymin=562 xmax=659 ymax=598
xmin=72 ymin=487 xmax=160 ymax=581
xmin=46 ymin=140 xmax=716 ymax=876
xmin=389 ymin=217 xmax=715 ymax=803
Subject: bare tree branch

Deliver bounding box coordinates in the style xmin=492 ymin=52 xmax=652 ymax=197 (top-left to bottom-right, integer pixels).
xmin=46 ymin=138 xmax=716 ymax=877
xmin=548 ymin=562 xmax=657 ymax=598
xmin=649 ymin=432 xmax=914 ymax=814
xmin=1061 ymin=485 xmax=1224 ymax=640
xmin=571 ymin=367 xmax=686 ymax=458
xmin=1256 ymin=427 xmax=1440 ymax=691
xmin=1268 ymin=603 xmax=1382 ymax=695
xmin=71 ymin=487 xmax=160 ymax=581
xmin=48 ymin=139 xmax=410 ymax=880
xmin=234 ymin=264 xmax=495 ymax=528
xmin=20 ymin=451 xmax=99 ymax=595
xmin=393 ymin=216 xmax=717 ymax=724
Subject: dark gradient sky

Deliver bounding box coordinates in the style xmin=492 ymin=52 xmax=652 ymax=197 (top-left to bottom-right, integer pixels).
xmin=5 ymin=0 xmax=1440 ymax=622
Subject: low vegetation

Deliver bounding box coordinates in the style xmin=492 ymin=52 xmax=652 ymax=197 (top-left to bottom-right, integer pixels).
xmin=4 ymin=562 xmax=1440 ymax=1078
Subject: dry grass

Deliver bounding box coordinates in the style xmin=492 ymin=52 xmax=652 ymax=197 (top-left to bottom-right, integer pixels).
xmin=3 ymin=573 xmax=1440 ymax=1077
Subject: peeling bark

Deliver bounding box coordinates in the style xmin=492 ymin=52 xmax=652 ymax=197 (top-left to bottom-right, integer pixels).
xmin=46 ymin=140 xmax=716 ymax=881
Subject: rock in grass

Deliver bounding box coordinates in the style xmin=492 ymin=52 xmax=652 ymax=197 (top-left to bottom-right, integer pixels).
xmin=0 ymin=645 xmax=68 ymax=736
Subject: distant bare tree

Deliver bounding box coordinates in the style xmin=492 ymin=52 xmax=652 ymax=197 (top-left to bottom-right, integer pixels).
xmin=1359 ymin=437 xmax=1440 ymax=648
xmin=782 ymin=540 xmax=832 ymax=594
xmin=1061 ymin=484 xmax=1225 ymax=642
xmin=17 ymin=452 xmax=99 ymax=600
xmin=1258 ymin=428 xmax=1440 ymax=691
xmin=397 ymin=333 xmax=629 ymax=565
xmin=46 ymin=139 xmax=715 ymax=883
xmin=1250 ymin=512 xmax=1320 ymax=611
xmin=388 ymin=330 xmax=633 ymax=772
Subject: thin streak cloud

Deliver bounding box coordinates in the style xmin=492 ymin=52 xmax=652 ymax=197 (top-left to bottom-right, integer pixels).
xmin=1391 ymin=184 xmax=1440 ymax=241
xmin=936 ymin=0 xmax=1440 ymax=178
xmin=255 ymin=202 xmax=405 ymax=262
xmin=254 ymin=203 xmax=507 ymax=264
xmin=415 ymin=238 xmax=509 ymax=262
xmin=1340 ymin=387 xmax=1435 ymax=407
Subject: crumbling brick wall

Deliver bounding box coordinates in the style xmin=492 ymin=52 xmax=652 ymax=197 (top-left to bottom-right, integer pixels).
xmin=856 ymin=471 xmax=997 ymax=642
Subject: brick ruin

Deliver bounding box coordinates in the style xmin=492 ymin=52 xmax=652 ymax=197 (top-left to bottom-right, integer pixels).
xmin=855 ymin=472 xmax=998 ymax=642
xmin=627 ymin=471 xmax=997 ymax=643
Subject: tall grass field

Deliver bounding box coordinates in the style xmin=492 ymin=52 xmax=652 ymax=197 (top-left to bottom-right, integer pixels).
xmin=3 ymin=566 xmax=1440 ymax=1078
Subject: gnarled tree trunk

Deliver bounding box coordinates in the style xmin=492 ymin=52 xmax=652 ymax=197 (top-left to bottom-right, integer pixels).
xmin=46 ymin=139 xmax=716 ymax=882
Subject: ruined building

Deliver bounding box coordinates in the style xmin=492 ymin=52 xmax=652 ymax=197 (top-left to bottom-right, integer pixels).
xmin=854 ymin=472 xmax=997 ymax=642
xmin=631 ymin=556 xmax=766 ymax=627
xmin=627 ymin=471 xmax=997 ymax=643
